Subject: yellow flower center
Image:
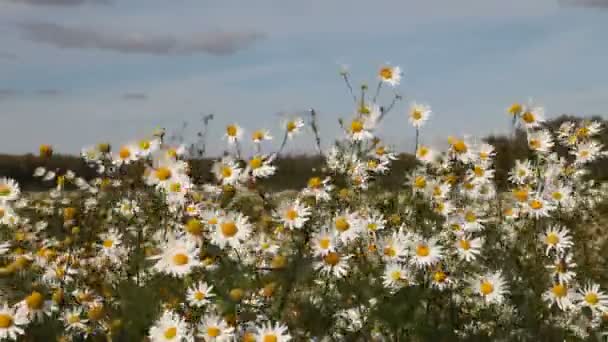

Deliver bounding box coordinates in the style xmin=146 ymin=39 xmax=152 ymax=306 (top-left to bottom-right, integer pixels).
xmin=164 ymin=327 xmax=177 ymax=339
xmin=433 ymin=271 xmax=447 ymax=283
xmin=335 ymin=217 xmax=350 ymax=232
xmin=545 ymin=233 xmax=560 ymax=245
xmin=226 ymin=125 xmax=238 ymax=137
xmin=308 ymin=177 xmax=321 ymax=189
xmin=169 ymin=182 xmax=181 ymax=192
xmin=551 ymin=284 xmax=568 ymax=298
xmin=139 ymin=140 xmax=150 ymax=150
xmin=414 ymin=176 xmax=426 ymax=189
xmin=513 ymin=188 xmax=529 ymax=202
xmin=155 ymin=167 xmax=172 ymax=181
xmin=252 ymin=130 xmax=265 ymax=141
xmin=249 ymin=157 xmax=263 ymax=169
xmin=350 ymin=120 xmax=364 ymax=133
xmin=390 ymin=270 xmax=402 ymax=281
xmin=87 ymin=305 xmax=104 ymax=321
xmin=480 ymin=281 xmax=494 ymax=295
xmin=459 ymin=239 xmax=471 ymax=250
xmin=25 ymin=291 xmax=44 ymax=310
xmin=552 ymin=192 xmax=563 ymax=201
xmin=207 ymin=326 xmax=221 ymax=337
xmin=508 ymin=103 xmax=522 ymax=116
xmin=375 ymin=146 xmax=386 ymax=156
xmin=194 ymin=291 xmax=205 ymax=301
xmin=473 ymin=166 xmax=484 ymax=177
xmin=286 ymin=121 xmax=297 ymax=132
xmin=417 ymin=146 xmax=429 ymax=157
xmin=529 ymin=200 xmax=543 ymax=210
xmin=379 ymin=67 xmax=393 ymax=80
xmin=0 ymin=185 xmax=10 ymax=196
xmin=285 ymin=208 xmax=298 ymax=221
xmin=221 ymin=221 xmax=238 ymax=237
xmin=185 ymin=219 xmax=202 ymax=236
xmin=585 ymin=293 xmax=599 ymax=305
xmin=521 ymin=111 xmax=536 ymax=124
xmin=103 ymin=239 xmax=114 ymax=248
xmin=0 ymin=314 xmax=13 ymax=328
xmin=367 ymin=223 xmax=378 ymax=231
xmin=411 ymin=109 xmax=422 ymax=121
xmin=67 ymin=314 xmax=80 ymax=324
xmin=416 ymin=244 xmax=430 ymax=257
xmin=221 ymin=166 xmax=233 ymax=178
xmin=529 ymin=139 xmax=540 ymax=150
xmin=119 ymin=147 xmax=131 ymax=159
xmin=383 ymin=246 xmax=396 ymax=257
xmin=172 ymin=253 xmax=189 ymax=266
xmin=208 ymin=217 xmax=218 ymax=225
xmin=39 ymin=144 xmax=53 ymax=157
xmin=323 ymin=252 xmax=340 ymax=266
xmin=452 ymin=140 xmax=468 ymax=154
xmin=263 ymin=334 xmax=278 ymax=342
xmin=319 ymin=238 xmax=330 ymax=250
xmin=465 ymin=211 xmax=477 ymax=223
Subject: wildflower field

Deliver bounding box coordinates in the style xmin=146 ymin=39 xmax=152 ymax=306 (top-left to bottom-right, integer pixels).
xmin=1 ymin=65 xmax=608 ymax=342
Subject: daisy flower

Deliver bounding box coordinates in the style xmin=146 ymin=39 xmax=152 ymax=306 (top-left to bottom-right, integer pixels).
xmin=98 ymin=228 xmax=123 ymax=259
xmin=541 ymin=226 xmax=573 ymax=256
xmin=135 ymin=138 xmax=161 ymax=158
xmin=382 ymin=263 xmax=414 ymax=289
xmin=546 ymin=253 xmax=577 ymax=284
xmin=576 ymin=283 xmax=608 ymax=313
xmin=301 ymin=176 xmax=333 ymax=201
xmin=378 ymin=64 xmax=402 ymax=87
xmin=431 ymin=269 xmax=453 ymax=291
xmin=150 ymin=235 xmax=200 ymax=277
xmin=252 ymin=129 xmax=273 ymax=143
xmin=371 ymin=145 xmax=397 ymax=163
xmin=255 ymin=321 xmax=291 ymax=342
xmin=197 ymin=313 xmax=234 ymax=341
xmin=311 ymin=228 xmax=338 ymax=257
xmin=0 ymin=302 xmax=28 ymax=340
xmin=224 ymin=123 xmax=243 ymax=144
xmin=455 ymin=235 xmax=483 ymax=262
xmin=543 ymin=282 xmax=576 ymax=311
xmin=332 ymin=211 xmax=362 ymax=244
xmin=212 ymin=157 xmax=241 ymax=185
xmin=187 ymin=282 xmax=215 ymax=308
xmin=276 ymin=200 xmax=310 ymax=230
xmin=347 ymin=117 xmax=374 ymax=141
xmin=471 ymin=271 xmax=508 ymax=304
xmin=409 ymin=237 xmax=443 ymax=269
xmin=247 ymin=155 xmax=276 ymax=179
xmin=15 ymin=291 xmax=52 ymax=323
xmin=408 ymin=102 xmax=431 ymax=128
xmin=519 ymin=105 xmax=545 ymax=129
xmin=363 ymin=211 xmax=386 ymax=234
xmin=314 ymin=251 xmax=350 ymax=278
xmin=112 ymin=143 xmax=139 ymax=166
xmin=149 ymin=310 xmax=193 ymax=342
xmin=527 ymin=130 xmax=554 ymax=154
xmin=448 ymin=136 xmax=474 ymax=163
xmin=210 ymin=213 xmax=252 ymax=249
xmin=0 ymin=178 xmax=20 ymax=202
xmin=572 ymin=141 xmax=603 ymax=165
xmin=284 ymin=118 xmax=304 ymax=139
xmin=62 ymin=308 xmax=88 ymax=335
xmin=526 ymin=196 xmax=555 ymax=219
xmin=379 ymin=231 xmax=408 ymax=262
xmin=416 ymin=145 xmax=436 ymax=164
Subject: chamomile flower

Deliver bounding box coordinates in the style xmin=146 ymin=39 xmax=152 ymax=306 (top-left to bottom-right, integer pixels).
xmin=431 ymin=268 xmax=453 ymax=290
xmin=187 ymin=282 xmax=215 ymax=308
xmin=0 ymin=178 xmax=20 ymax=202
xmin=455 ymin=235 xmax=483 ymax=262
xmin=62 ymin=308 xmax=88 ymax=334
xmin=541 ymin=226 xmax=573 ymax=256
xmin=0 ymin=303 xmax=28 ymax=340
xmin=408 ymin=102 xmax=431 ymax=128
xmin=416 ymin=145 xmax=436 ymax=164
xmin=255 ymin=321 xmax=291 ymax=342
xmin=409 ymin=237 xmax=443 ymax=268
xmin=247 ymin=155 xmax=276 ymax=179
xmin=135 ymin=138 xmax=161 ymax=158
xmin=210 ymin=213 xmax=252 ymax=249
xmin=546 ymin=253 xmax=577 ymax=284
xmin=572 ymin=141 xmax=603 ymax=165
xmin=311 ymin=229 xmax=338 ymax=257
xmin=448 ymin=136 xmax=474 ymax=163
xmin=224 ymin=124 xmax=243 ymax=144
xmin=332 ymin=211 xmax=362 ymax=244
xmin=16 ymin=291 xmax=52 ymax=323
xmin=519 ymin=105 xmax=545 ymax=129
xmin=150 ymin=235 xmax=200 ymax=277
xmin=197 ymin=313 xmax=234 ymax=341
xmin=526 ymin=196 xmax=555 ymax=219
xmin=347 ymin=117 xmax=374 ymax=141
xmin=378 ymin=64 xmax=402 ymax=87
xmin=471 ymin=271 xmax=508 ymax=304
xmin=382 ymin=263 xmax=414 ymax=289
xmin=276 ymin=200 xmax=310 ymax=230
xmin=301 ymin=176 xmax=333 ymax=201
xmin=576 ymin=283 xmax=608 ymax=313
xmin=314 ymin=251 xmax=350 ymax=278
xmin=284 ymin=118 xmax=304 ymax=139
xmin=543 ymin=282 xmax=576 ymax=311
xmin=149 ymin=310 xmax=193 ymax=342
xmin=363 ymin=211 xmax=386 ymax=234
xmin=112 ymin=144 xmax=138 ymax=166
xmin=379 ymin=231 xmax=408 ymax=261
xmin=252 ymin=129 xmax=273 ymax=143
xmin=528 ymin=130 xmax=554 ymax=153
xmin=212 ymin=157 xmax=241 ymax=185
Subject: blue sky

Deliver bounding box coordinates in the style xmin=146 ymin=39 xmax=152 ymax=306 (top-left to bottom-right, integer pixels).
xmin=1 ymin=0 xmax=607 ymax=156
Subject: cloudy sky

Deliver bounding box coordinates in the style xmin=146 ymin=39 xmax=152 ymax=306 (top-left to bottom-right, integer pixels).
xmin=1 ymin=0 xmax=607 ymax=156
